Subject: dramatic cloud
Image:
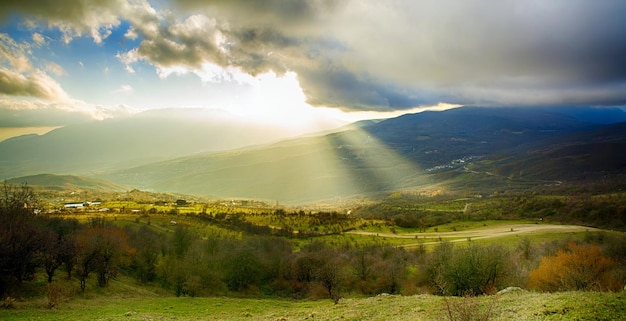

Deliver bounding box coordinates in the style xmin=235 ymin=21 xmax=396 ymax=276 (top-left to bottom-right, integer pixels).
xmin=120 ymin=0 xmax=626 ymax=110
xmin=3 ymin=0 xmax=626 ymax=111
xmin=0 ymin=34 xmax=67 ymax=100
xmin=0 ymin=0 xmax=124 ymax=43
xmin=0 ymin=68 xmax=67 ymax=99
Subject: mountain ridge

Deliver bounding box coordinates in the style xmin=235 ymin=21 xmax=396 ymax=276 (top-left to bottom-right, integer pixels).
xmin=2 ymin=106 xmax=625 ymax=202
xmin=6 ymin=173 xmax=128 ymax=192
xmin=0 ymin=108 xmax=328 ymax=179
xmin=96 ymin=106 xmax=626 ymax=202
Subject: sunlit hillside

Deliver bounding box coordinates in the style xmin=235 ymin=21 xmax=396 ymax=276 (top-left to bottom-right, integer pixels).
xmin=95 ymin=107 xmax=626 ymax=202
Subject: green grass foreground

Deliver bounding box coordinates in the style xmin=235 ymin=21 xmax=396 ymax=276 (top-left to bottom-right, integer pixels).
xmin=2 ymin=291 xmax=624 ymax=320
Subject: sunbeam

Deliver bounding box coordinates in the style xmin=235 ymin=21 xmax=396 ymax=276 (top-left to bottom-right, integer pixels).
xmin=325 ymin=127 xmax=425 ymax=195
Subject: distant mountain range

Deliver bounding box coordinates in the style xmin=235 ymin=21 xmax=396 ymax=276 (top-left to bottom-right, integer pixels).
xmin=0 ymin=108 xmax=326 ymax=178
xmin=6 ymin=174 xmax=127 ymax=192
xmin=3 ymin=106 xmax=626 ymax=202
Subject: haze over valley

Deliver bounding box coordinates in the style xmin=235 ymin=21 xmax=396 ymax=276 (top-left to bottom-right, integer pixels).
xmin=2 ymin=106 xmax=625 ymax=203
xmin=2 ymin=1 xmax=626 ymax=202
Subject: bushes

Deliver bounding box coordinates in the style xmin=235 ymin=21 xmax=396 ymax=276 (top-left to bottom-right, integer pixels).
xmin=224 ymin=247 xmax=264 ymax=291
xmin=427 ymin=243 xmax=510 ymax=296
xmin=528 ymin=242 xmax=620 ymax=291
xmin=1 ymin=182 xmax=624 ymax=301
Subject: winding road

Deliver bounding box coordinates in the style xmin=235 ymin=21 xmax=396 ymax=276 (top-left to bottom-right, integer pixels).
xmin=346 ymin=223 xmax=602 ymax=248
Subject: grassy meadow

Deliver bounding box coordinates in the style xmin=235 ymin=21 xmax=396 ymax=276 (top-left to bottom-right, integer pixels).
xmin=2 ymin=287 xmax=624 ymax=320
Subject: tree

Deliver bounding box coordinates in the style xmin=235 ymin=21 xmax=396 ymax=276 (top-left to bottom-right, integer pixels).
xmin=40 ymin=230 xmax=62 ymax=283
xmin=0 ymin=182 xmax=43 ymax=297
xmin=224 ymin=246 xmax=263 ymax=292
xmin=314 ymin=247 xmax=345 ymax=304
xmin=76 ymin=226 xmax=132 ymax=291
xmin=127 ymin=226 xmax=163 ymax=283
xmin=40 ymin=218 xmax=80 ymax=283
xmin=171 ymin=226 xmax=193 ymax=259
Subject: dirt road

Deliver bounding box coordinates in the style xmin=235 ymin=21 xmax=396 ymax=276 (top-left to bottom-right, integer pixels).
xmin=346 ymin=223 xmax=601 ymax=248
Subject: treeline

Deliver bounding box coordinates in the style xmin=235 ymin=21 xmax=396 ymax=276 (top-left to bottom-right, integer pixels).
xmin=194 ymin=209 xmax=356 ymax=238
xmin=2 ymin=184 xmax=625 ymax=303
xmin=485 ymin=193 xmax=626 ymax=230
xmin=355 ymin=193 xmax=626 ymax=231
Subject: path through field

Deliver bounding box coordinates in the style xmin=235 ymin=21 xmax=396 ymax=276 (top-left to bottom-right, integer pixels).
xmin=346 ymin=223 xmax=601 ymax=248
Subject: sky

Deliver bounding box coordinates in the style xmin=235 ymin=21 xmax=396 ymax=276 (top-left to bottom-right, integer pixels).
xmin=1 ymin=0 xmax=626 ymax=139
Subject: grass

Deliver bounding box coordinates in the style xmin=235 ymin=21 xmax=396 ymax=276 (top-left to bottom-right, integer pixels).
xmin=2 ymin=290 xmax=624 ymax=320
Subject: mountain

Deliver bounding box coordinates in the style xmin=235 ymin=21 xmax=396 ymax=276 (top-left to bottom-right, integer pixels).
xmin=0 ymin=108 xmax=322 ymax=179
xmin=359 ymin=106 xmax=594 ymax=168
xmin=475 ymin=121 xmax=626 ymax=181
xmin=6 ymin=174 xmax=128 ymax=192
xmin=97 ymin=106 xmax=626 ymax=202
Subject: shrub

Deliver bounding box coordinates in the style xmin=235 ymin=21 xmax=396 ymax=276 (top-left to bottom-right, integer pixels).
xmin=528 ymin=242 xmax=618 ymax=291
xmin=443 ymin=292 xmax=499 ymax=321
xmin=47 ymin=282 xmax=62 ymax=309
xmin=428 ymin=243 xmax=510 ymax=296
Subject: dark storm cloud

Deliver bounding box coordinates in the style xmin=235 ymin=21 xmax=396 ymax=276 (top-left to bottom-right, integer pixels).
xmin=173 ymin=0 xmax=339 ymax=25
xmin=7 ymin=0 xmax=626 ymax=111
xmin=298 ymin=66 xmax=432 ymax=111
xmin=162 ymin=0 xmax=626 ymax=109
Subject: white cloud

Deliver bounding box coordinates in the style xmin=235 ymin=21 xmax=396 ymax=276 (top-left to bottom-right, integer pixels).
xmin=112 ymin=84 xmax=133 ymax=94
xmin=44 ymin=62 xmax=65 ymax=76
xmin=0 ymin=68 xmax=68 ymax=100
xmin=124 ymin=26 xmax=138 ymax=40
xmin=124 ymin=64 xmax=135 ymax=74
xmin=31 ymin=32 xmax=46 ymax=45
xmin=93 ymin=104 xmax=135 ymax=120
xmin=0 ymin=97 xmax=95 ymax=126
xmin=116 ymin=49 xmax=139 ymax=73
xmin=90 ymin=26 xmax=113 ymax=44
xmin=0 ymin=33 xmax=68 ymax=100
xmin=0 ymin=33 xmax=33 ymax=72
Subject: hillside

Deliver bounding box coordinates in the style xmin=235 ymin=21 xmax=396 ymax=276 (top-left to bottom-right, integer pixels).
xmin=473 ymin=121 xmax=626 ymax=181
xmin=2 ymin=106 xmax=625 ymax=202
xmin=99 ymin=106 xmax=626 ymax=202
xmin=0 ymin=108 xmax=320 ymax=178
xmin=6 ymin=174 xmax=128 ymax=192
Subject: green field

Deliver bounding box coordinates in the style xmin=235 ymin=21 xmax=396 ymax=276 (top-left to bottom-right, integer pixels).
xmin=2 ymin=290 xmax=624 ymax=320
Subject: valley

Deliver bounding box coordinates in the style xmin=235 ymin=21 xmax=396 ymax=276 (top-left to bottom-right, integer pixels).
xmin=3 ymin=106 xmax=626 ymax=203
xmin=4 ymin=2 xmax=626 ymax=319
xmin=2 ymin=106 xmax=626 ymax=320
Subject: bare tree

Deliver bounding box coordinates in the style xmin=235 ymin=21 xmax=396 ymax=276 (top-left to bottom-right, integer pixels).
xmin=0 ymin=182 xmax=43 ymax=297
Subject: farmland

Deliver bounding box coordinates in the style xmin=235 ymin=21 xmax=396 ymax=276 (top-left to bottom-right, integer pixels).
xmin=2 ymin=185 xmax=626 ymax=320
